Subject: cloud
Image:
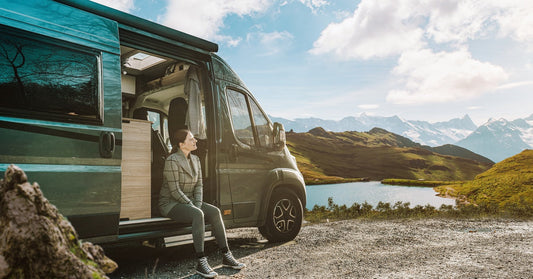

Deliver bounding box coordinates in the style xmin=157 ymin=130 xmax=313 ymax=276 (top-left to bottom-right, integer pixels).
xmin=161 ymin=0 xmax=272 ymax=45
xmin=386 ymin=48 xmax=508 ymax=104
xmin=246 ymin=30 xmax=294 ymax=55
xmin=298 ymin=0 xmax=328 ymax=13
xmin=309 ymin=0 xmax=425 ymax=59
xmin=493 ymin=1 xmax=533 ymax=46
xmin=310 ymin=0 xmax=533 ymax=60
xmin=424 ymin=0 xmax=497 ymax=44
xmin=90 ymin=0 xmax=134 ymax=12
xmin=497 ymin=81 xmax=533 ymax=90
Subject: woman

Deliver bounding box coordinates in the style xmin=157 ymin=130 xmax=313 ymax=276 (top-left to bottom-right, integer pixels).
xmin=159 ymin=129 xmax=245 ymax=278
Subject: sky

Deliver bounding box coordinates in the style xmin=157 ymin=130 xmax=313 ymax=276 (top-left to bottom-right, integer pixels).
xmin=92 ymin=0 xmax=533 ymax=125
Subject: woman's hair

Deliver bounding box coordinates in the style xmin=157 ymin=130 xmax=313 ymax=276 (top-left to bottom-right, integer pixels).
xmin=170 ymin=129 xmax=190 ymax=154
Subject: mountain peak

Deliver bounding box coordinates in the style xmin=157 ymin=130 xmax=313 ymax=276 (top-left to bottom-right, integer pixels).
xmin=308 ymin=127 xmax=331 ymax=137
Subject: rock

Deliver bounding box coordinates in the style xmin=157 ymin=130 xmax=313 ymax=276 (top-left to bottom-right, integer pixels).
xmin=0 ymin=164 xmax=117 ymax=278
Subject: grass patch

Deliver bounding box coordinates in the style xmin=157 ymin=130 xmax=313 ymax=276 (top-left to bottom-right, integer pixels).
xmin=304 ymin=197 xmax=533 ymax=223
xmin=434 ymin=150 xmax=533 ymax=207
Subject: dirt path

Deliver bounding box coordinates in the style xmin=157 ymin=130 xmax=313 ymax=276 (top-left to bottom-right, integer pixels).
xmin=107 ymin=218 xmax=533 ymax=278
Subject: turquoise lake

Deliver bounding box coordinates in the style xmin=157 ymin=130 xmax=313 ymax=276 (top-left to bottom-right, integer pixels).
xmin=305 ymin=181 xmax=456 ymax=210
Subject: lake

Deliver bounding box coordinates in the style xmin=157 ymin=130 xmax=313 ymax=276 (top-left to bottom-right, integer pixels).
xmin=305 ymin=181 xmax=456 ymax=210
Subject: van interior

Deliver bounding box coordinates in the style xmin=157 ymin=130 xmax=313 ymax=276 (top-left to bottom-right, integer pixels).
xmin=119 ymin=45 xmax=208 ymax=221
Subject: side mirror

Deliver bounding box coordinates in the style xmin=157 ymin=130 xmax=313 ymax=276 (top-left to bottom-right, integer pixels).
xmin=273 ymin=122 xmax=286 ymax=150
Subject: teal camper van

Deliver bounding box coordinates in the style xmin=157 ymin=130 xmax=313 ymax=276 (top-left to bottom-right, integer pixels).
xmin=0 ymin=0 xmax=306 ymax=245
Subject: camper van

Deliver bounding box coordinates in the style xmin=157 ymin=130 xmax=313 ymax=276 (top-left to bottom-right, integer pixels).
xmin=0 ymin=0 xmax=306 ymax=246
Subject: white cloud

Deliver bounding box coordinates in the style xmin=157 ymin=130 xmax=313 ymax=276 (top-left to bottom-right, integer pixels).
xmin=424 ymin=0 xmax=497 ymax=44
xmin=493 ymin=0 xmax=533 ymax=45
xmin=386 ymin=48 xmax=508 ymax=104
xmin=311 ymin=0 xmax=533 ymax=60
xmin=497 ymin=81 xmax=533 ymax=90
xmin=298 ymin=0 xmax=328 ymax=13
xmin=161 ymin=0 xmax=272 ymax=45
xmin=309 ymin=0 xmax=425 ymax=59
xmin=90 ymin=0 xmax=134 ymax=12
xmin=246 ymin=30 xmax=294 ymax=55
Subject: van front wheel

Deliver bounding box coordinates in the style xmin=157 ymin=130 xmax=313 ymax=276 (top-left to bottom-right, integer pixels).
xmin=259 ymin=188 xmax=303 ymax=242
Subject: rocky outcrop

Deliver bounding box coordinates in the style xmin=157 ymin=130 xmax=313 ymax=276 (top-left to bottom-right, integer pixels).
xmin=0 ymin=165 xmax=117 ymax=278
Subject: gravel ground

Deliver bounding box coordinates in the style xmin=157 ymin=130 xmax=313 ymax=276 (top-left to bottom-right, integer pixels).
xmin=106 ymin=218 xmax=533 ymax=278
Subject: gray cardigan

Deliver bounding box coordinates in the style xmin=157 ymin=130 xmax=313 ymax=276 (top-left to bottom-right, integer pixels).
xmin=159 ymin=149 xmax=203 ymax=216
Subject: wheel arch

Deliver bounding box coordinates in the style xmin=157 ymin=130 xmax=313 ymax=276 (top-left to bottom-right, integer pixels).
xmin=258 ymin=168 xmax=306 ymax=227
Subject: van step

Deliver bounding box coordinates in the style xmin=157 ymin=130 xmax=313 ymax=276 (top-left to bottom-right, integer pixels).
xmin=163 ymin=231 xmax=214 ymax=247
xmin=118 ymin=217 xmax=188 ymax=235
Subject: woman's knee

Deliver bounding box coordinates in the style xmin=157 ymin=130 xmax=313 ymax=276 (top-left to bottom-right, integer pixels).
xmin=190 ymin=206 xmax=205 ymax=223
xmin=203 ymin=204 xmax=223 ymax=223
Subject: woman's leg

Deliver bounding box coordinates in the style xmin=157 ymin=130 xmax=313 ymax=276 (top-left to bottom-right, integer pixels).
xmin=200 ymin=203 xmax=228 ymax=250
xmin=167 ymin=203 xmax=205 ymax=254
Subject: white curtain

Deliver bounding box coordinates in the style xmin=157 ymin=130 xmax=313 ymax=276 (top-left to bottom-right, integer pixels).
xmin=185 ymin=66 xmax=206 ymax=139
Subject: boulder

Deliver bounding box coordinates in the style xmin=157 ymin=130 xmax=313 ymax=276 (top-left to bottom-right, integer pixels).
xmin=0 ymin=165 xmax=117 ymax=278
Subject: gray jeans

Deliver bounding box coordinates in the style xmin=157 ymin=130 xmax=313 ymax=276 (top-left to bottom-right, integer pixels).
xmin=167 ymin=202 xmax=228 ymax=253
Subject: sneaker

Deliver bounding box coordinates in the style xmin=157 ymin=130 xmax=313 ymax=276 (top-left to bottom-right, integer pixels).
xmin=196 ymin=257 xmax=218 ymax=278
xmin=222 ymin=251 xmax=246 ymax=270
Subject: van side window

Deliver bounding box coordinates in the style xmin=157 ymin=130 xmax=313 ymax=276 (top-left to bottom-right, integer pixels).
xmin=250 ymin=99 xmax=273 ymax=148
xmin=227 ymin=89 xmax=255 ymax=146
xmin=147 ymin=110 xmax=170 ymax=149
xmin=0 ymin=26 xmax=101 ymax=124
xmin=226 ymin=88 xmax=273 ymax=148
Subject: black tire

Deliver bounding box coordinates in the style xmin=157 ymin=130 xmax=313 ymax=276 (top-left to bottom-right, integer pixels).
xmin=259 ymin=188 xmax=303 ymax=242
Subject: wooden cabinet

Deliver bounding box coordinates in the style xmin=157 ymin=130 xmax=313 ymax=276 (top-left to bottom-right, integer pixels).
xmin=121 ymin=118 xmax=151 ymax=220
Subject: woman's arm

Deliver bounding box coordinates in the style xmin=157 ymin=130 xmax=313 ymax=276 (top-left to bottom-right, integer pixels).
xmin=193 ymin=157 xmax=203 ymax=207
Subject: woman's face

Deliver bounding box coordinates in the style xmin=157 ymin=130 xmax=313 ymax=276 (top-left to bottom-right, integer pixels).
xmin=180 ymin=131 xmax=197 ymax=153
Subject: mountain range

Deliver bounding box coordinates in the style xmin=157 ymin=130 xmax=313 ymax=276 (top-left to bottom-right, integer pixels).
xmin=456 ymin=116 xmax=533 ymax=162
xmin=286 ymin=127 xmax=493 ymax=183
xmin=272 ymin=114 xmax=533 ymax=162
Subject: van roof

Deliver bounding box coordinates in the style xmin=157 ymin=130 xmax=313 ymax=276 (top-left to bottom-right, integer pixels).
xmin=55 ymin=0 xmax=218 ymax=53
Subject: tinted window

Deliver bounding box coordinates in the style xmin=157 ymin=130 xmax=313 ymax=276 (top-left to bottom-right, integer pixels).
xmin=227 ymin=89 xmax=254 ymax=146
xmin=0 ymin=26 xmax=101 ymax=123
xmin=250 ymin=99 xmax=273 ymax=148
xmin=147 ymin=110 xmax=170 ymax=149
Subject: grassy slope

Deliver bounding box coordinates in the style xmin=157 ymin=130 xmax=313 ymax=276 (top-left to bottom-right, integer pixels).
xmin=287 ymin=128 xmax=493 ymax=183
xmin=435 ymin=149 xmax=533 ymax=207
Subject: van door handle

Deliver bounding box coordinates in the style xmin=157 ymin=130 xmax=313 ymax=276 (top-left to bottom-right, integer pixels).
xmin=99 ymin=131 xmax=115 ymax=158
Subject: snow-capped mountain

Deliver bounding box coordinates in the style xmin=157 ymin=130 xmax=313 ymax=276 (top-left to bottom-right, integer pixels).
xmin=270 ymin=114 xmax=478 ymax=147
xmin=456 ymin=116 xmax=533 ymax=162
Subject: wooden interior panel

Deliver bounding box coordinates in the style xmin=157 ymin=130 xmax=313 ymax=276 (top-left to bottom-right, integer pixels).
xmin=121 ymin=118 xmax=152 ymax=220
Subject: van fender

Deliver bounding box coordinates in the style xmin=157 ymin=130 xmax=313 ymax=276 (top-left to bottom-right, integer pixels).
xmin=258 ymin=168 xmax=306 ymax=227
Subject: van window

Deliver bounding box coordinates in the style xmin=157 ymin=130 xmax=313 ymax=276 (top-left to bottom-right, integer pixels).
xmin=227 ymin=89 xmax=255 ymax=146
xmin=226 ymin=88 xmax=273 ymax=148
xmin=250 ymin=100 xmax=273 ymax=148
xmin=0 ymin=26 xmax=101 ymax=123
xmin=147 ymin=110 xmax=170 ymax=149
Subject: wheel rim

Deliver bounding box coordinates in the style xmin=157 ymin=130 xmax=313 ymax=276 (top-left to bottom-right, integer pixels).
xmin=272 ymin=198 xmax=297 ymax=233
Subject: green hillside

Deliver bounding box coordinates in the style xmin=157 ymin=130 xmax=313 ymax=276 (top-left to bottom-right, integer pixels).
xmin=287 ymin=127 xmax=493 ymax=184
xmin=436 ymin=149 xmax=533 ymax=208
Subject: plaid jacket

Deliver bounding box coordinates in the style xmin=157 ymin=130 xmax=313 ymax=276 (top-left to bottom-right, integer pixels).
xmin=159 ymin=150 xmax=203 ymax=216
